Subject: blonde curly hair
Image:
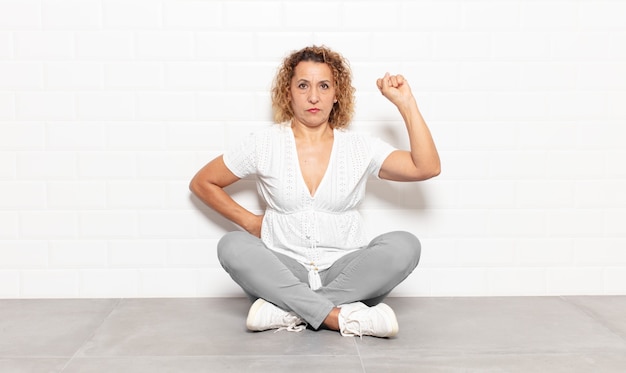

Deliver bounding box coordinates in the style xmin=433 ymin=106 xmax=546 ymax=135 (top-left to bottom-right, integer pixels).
xmin=271 ymin=45 xmax=355 ymax=129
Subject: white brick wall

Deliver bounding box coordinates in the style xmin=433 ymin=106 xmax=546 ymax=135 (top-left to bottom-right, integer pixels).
xmin=1 ymin=0 xmax=625 ymax=298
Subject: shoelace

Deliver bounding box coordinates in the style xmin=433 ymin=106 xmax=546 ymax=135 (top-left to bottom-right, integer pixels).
xmin=341 ymin=308 xmax=368 ymax=338
xmin=344 ymin=319 xmax=365 ymax=338
xmin=274 ymin=314 xmax=307 ymax=333
xmin=275 ymin=322 xmax=307 ymax=333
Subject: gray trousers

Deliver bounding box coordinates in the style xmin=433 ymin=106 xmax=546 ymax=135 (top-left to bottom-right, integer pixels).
xmin=217 ymin=230 xmax=421 ymax=329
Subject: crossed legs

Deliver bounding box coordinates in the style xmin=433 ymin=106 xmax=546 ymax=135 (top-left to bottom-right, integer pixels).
xmin=217 ymin=230 xmax=421 ymax=331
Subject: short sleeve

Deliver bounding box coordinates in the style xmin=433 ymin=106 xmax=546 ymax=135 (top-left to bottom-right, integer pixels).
xmin=367 ymin=134 xmax=397 ymax=179
xmin=222 ymin=132 xmax=257 ymax=178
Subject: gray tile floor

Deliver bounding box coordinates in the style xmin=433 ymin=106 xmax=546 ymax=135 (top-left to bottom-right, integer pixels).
xmin=1 ymin=296 xmax=625 ymax=372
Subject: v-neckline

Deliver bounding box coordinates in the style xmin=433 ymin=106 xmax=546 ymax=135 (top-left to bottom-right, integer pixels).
xmin=290 ymin=128 xmax=336 ymax=199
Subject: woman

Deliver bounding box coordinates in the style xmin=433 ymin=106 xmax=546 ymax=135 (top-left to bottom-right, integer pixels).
xmin=190 ymin=45 xmax=440 ymax=338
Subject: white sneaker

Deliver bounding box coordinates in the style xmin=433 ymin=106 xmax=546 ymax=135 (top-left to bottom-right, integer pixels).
xmin=338 ymin=302 xmax=399 ymax=338
xmin=246 ymin=298 xmax=307 ymax=332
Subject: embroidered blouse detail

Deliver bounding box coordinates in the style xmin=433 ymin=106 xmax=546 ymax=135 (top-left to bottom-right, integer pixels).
xmin=223 ymin=125 xmax=396 ymax=290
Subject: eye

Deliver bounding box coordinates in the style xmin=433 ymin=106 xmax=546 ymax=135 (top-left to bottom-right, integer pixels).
xmin=298 ymin=83 xmax=308 ymax=89
xmin=320 ymin=83 xmax=330 ymax=89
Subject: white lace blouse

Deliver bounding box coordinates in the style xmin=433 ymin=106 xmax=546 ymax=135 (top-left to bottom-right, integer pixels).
xmin=223 ymin=124 xmax=396 ymax=289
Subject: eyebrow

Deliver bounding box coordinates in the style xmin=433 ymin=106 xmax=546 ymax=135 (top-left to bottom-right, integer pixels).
xmin=296 ymin=79 xmax=332 ymax=84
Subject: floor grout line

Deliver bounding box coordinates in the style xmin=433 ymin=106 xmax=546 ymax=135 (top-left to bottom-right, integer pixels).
xmin=353 ymin=338 xmax=368 ymax=373
xmin=58 ymin=298 xmax=122 ymax=373
xmin=560 ymin=296 xmax=626 ymax=343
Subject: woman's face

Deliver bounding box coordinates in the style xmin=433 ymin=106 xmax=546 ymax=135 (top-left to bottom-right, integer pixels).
xmin=289 ymin=61 xmax=337 ymax=129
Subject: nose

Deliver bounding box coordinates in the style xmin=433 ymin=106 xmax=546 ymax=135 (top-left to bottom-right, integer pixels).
xmin=308 ymin=87 xmax=319 ymax=104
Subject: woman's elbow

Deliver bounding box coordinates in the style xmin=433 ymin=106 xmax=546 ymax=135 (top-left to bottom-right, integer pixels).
xmin=416 ymin=163 xmax=441 ymax=181
xmin=189 ymin=175 xmax=204 ymax=196
xmin=430 ymin=164 xmax=441 ymax=178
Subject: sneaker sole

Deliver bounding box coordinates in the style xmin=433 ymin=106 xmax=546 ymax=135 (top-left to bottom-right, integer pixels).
xmin=376 ymin=303 xmax=399 ymax=337
xmin=246 ymin=298 xmax=268 ymax=331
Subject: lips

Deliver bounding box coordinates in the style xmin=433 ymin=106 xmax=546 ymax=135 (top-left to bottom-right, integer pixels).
xmin=307 ymin=108 xmax=320 ymax=113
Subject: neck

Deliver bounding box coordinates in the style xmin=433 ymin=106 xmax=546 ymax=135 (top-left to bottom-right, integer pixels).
xmin=291 ymin=122 xmax=334 ymax=142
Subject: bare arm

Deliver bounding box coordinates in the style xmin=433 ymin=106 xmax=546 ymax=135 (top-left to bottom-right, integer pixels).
xmin=189 ymin=155 xmax=263 ymax=237
xmin=376 ymin=73 xmax=441 ymax=182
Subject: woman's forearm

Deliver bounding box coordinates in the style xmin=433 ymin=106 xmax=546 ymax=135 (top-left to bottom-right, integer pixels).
xmin=398 ymin=98 xmax=441 ymax=177
xmin=190 ymin=179 xmax=262 ymax=236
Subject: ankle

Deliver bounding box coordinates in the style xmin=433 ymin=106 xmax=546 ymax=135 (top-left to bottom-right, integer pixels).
xmin=322 ymin=307 xmax=341 ymax=331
